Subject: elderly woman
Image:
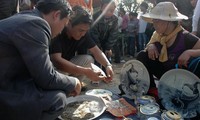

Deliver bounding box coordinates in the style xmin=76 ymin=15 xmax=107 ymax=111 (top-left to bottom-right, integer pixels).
xmin=136 ymin=2 xmax=200 ymax=97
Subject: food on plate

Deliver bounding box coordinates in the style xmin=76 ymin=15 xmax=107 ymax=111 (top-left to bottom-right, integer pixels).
xmin=61 ymin=100 xmax=101 ymax=120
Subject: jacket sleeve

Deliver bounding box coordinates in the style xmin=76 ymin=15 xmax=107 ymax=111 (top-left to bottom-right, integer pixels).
xmin=104 ymin=17 xmax=119 ymax=50
xmin=11 ymin=18 xmax=76 ymax=94
xmin=90 ymin=22 xmax=101 ymax=48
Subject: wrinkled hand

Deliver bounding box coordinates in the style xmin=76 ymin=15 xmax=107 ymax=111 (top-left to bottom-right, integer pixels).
xmin=105 ymin=50 xmax=112 ymax=58
xmin=178 ymin=50 xmax=192 ymax=68
xmin=69 ymin=78 xmax=81 ymax=97
xmin=147 ymin=44 xmax=159 ymax=60
xmin=104 ymin=65 xmax=114 ymax=83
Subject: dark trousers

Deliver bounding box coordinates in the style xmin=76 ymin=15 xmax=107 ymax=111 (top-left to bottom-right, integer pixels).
xmin=137 ymin=50 xmax=200 ymax=88
xmin=127 ymin=36 xmax=136 ymax=57
xmin=40 ymin=91 xmax=67 ymax=120
xmin=136 ymin=50 xmax=165 ymax=88
xmin=113 ymin=34 xmax=123 ymax=63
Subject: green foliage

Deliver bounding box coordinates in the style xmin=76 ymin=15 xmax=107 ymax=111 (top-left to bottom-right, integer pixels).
xmin=117 ymin=0 xmax=140 ymax=13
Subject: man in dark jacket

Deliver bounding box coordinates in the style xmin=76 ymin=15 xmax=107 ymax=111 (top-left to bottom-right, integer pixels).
xmin=0 ymin=0 xmax=81 ymax=120
xmin=90 ymin=0 xmax=118 ymax=62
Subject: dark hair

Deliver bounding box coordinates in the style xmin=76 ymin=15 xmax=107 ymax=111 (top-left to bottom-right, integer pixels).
xmin=120 ymin=8 xmax=126 ymax=14
xmin=140 ymin=2 xmax=148 ymax=9
xmin=30 ymin=0 xmax=40 ymax=5
xmin=70 ymin=6 xmax=93 ymax=27
xmin=35 ymin=0 xmax=72 ymax=19
xmin=172 ymin=21 xmax=179 ymax=26
xmin=129 ymin=12 xmax=138 ymax=17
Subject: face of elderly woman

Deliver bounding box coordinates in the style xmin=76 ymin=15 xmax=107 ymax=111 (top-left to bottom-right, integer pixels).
xmin=152 ymin=19 xmax=169 ymax=34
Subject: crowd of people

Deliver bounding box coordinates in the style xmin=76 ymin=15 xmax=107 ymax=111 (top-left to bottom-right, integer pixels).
xmin=115 ymin=0 xmax=200 ymax=61
xmin=0 ymin=0 xmax=200 ymax=119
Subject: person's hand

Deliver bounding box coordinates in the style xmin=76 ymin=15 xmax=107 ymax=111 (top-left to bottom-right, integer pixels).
xmin=104 ymin=65 xmax=114 ymax=83
xmin=69 ymin=78 xmax=81 ymax=96
xmin=105 ymin=50 xmax=112 ymax=58
xmin=178 ymin=50 xmax=192 ymax=68
xmin=146 ymin=44 xmax=159 ymax=60
xmin=85 ymin=68 xmax=106 ymax=82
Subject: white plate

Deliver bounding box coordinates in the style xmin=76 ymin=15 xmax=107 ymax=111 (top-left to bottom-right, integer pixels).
xmin=61 ymin=95 xmax=106 ymax=120
xmin=120 ymin=60 xmax=150 ymax=98
xmin=158 ymin=69 xmax=200 ymax=118
xmin=85 ymin=89 xmax=113 ymax=96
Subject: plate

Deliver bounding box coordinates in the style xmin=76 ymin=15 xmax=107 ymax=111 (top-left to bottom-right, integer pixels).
xmin=158 ymin=69 xmax=200 ymax=118
xmin=61 ymin=95 xmax=106 ymax=120
xmin=86 ymin=89 xmax=113 ymax=97
xmin=120 ymin=60 xmax=150 ymax=99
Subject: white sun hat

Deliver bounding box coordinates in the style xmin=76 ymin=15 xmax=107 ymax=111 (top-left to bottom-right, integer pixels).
xmin=142 ymin=2 xmax=188 ymax=23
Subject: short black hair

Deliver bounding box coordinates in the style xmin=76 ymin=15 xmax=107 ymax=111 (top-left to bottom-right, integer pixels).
xmin=30 ymin=0 xmax=40 ymax=4
xmin=140 ymin=2 xmax=148 ymax=9
xmin=129 ymin=12 xmax=138 ymax=17
xmin=70 ymin=6 xmax=93 ymax=27
xmin=120 ymin=8 xmax=126 ymax=14
xmin=36 ymin=0 xmax=72 ymax=19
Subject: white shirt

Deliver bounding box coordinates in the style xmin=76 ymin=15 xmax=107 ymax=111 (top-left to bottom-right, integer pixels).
xmin=138 ymin=12 xmax=147 ymax=33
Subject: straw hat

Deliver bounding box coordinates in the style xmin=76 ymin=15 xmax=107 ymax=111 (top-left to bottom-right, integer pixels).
xmin=142 ymin=2 xmax=188 ymax=23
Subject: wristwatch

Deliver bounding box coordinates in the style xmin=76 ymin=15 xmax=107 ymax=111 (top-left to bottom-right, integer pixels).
xmin=106 ymin=63 xmax=112 ymax=68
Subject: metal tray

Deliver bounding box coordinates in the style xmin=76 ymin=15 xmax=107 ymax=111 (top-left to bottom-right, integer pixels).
xmin=61 ymin=95 xmax=107 ymax=120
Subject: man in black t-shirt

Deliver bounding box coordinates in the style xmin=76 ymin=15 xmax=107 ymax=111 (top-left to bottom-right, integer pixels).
xmin=50 ymin=6 xmax=114 ymax=86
